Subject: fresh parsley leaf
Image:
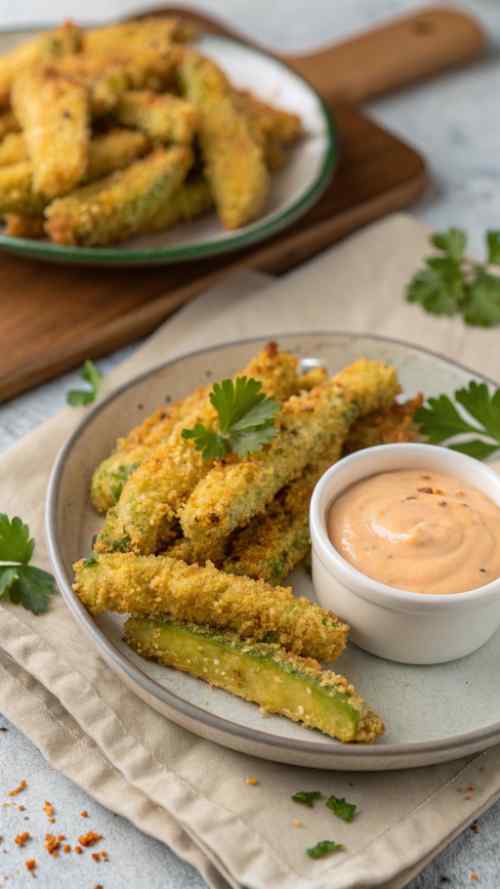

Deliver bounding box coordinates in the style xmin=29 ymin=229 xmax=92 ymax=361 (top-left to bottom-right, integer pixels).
xmin=0 ymin=514 xmax=34 ymax=563
xmin=306 ymin=840 xmax=343 ymax=860
xmin=182 ymin=377 xmax=279 ymax=461
xmin=415 ymin=381 xmax=500 ymax=460
xmin=449 ymin=440 xmax=500 ymax=460
xmin=0 ymin=514 xmax=56 ymax=614
xmin=67 ymin=360 xmax=103 ymax=407
xmin=455 ymin=381 xmax=500 ymax=440
xmin=326 ymin=795 xmax=357 ymax=823
xmin=487 ymin=230 xmax=500 ymax=265
xmin=463 ymin=269 xmax=500 ymax=327
xmin=431 ymin=227 xmax=466 ymax=261
xmin=14 ymin=566 xmax=56 ymax=615
xmin=407 ymin=228 xmax=500 ymax=327
xmin=83 ymin=554 xmax=99 ymax=568
xmin=292 ymin=791 xmax=323 ymax=808
xmin=0 ymin=566 xmax=20 ymax=598
xmin=182 ymin=424 xmax=229 ymax=461
xmin=415 ymin=395 xmax=479 ymax=443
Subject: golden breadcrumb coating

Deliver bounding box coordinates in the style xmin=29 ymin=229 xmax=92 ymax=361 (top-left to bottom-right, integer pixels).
xmin=115 ymin=90 xmax=198 ymax=144
xmin=180 ymin=359 xmax=400 ymax=555
xmin=45 ymin=146 xmax=192 ymax=246
xmin=94 ymin=344 xmax=301 ymax=554
xmin=178 ymin=49 xmax=269 ymax=229
xmin=91 ymin=386 xmax=209 ymax=513
xmin=12 ymin=64 xmax=89 ymax=199
xmin=74 ymin=552 xmax=349 ymax=661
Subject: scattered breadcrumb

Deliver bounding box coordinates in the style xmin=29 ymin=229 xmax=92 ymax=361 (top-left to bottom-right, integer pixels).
xmin=8 ymin=779 xmax=27 ymax=797
xmin=44 ymin=833 xmax=61 ymax=856
xmin=245 ymin=777 xmax=258 ymax=786
xmin=63 ymin=843 xmax=71 ymax=854
xmin=470 ymin=821 xmax=480 ymax=834
xmin=469 ymin=871 xmax=479 ymax=882
xmin=79 ymin=831 xmax=102 ymax=848
xmin=15 ymin=832 xmax=30 ymax=847
xmin=291 ymin=818 xmax=303 ymax=828
xmin=43 ymin=800 xmax=55 ymax=821
xmin=25 ymin=858 xmax=36 ymax=873
xmin=75 ymin=845 xmax=83 ymax=854
xmin=92 ymin=850 xmax=109 ymax=862
xmin=80 ymin=810 xmax=89 ymax=818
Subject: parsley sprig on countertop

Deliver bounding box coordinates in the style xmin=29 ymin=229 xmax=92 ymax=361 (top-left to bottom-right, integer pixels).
xmin=66 ymin=359 xmax=103 ymax=407
xmin=407 ymin=228 xmax=500 ymax=326
xmin=0 ymin=515 xmax=56 ymax=614
xmin=416 ymin=381 xmax=500 ymax=460
xmin=182 ymin=376 xmax=279 ymax=460
xmin=292 ymin=791 xmax=323 ymax=808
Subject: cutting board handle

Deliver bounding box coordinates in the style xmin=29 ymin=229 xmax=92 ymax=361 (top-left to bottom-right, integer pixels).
xmin=286 ymin=7 xmax=486 ymax=103
xmin=139 ymin=4 xmax=485 ymax=103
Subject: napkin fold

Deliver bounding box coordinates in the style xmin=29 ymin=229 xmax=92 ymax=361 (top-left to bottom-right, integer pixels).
xmin=2 ymin=214 xmax=500 ymax=889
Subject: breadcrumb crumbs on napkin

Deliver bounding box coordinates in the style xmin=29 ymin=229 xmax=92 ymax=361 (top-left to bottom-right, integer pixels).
xmin=25 ymin=858 xmax=36 ymax=873
xmin=245 ymin=777 xmax=258 ymax=786
xmin=8 ymin=779 xmax=27 ymax=796
xmin=79 ymin=831 xmax=102 ymax=847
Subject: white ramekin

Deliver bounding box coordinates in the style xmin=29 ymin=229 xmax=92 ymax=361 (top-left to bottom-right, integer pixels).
xmin=310 ymin=443 xmax=500 ymax=665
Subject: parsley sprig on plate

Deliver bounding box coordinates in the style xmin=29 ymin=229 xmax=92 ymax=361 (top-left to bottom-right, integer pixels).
xmin=407 ymin=228 xmax=500 ymax=326
xmin=182 ymin=376 xmax=279 ymax=460
xmin=416 ymin=381 xmax=500 ymax=460
xmin=66 ymin=359 xmax=103 ymax=407
xmin=0 ymin=515 xmax=56 ymax=614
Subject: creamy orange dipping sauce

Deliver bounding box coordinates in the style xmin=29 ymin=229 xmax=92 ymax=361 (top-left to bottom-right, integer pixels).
xmin=328 ymin=469 xmax=500 ymax=595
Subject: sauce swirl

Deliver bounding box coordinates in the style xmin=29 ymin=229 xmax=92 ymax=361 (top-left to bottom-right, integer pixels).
xmin=328 ymin=469 xmax=500 ymax=595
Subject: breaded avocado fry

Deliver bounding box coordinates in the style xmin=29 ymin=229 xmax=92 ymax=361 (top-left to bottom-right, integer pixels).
xmin=12 ymin=65 xmax=90 ymax=199
xmin=45 ymin=146 xmax=192 ymax=246
xmin=0 ymin=21 xmax=83 ymax=107
xmin=94 ymin=344 xmax=301 ymax=554
xmin=73 ymin=552 xmax=349 ymax=661
xmin=143 ymin=177 xmax=212 ymax=234
xmin=115 ymin=90 xmax=198 ymax=144
xmin=178 ymin=50 xmax=269 ymax=229
xmin=0 ymin=129 xmax=149 ymax=217
xmin=124 ymin=617 xmax=384 ymax=743
xmin=0 ymin=132 xmax=26 ymax=166
xmin=225 ymin=397 xmax=422 ymax=583
xmin=91 ymin=386 xmax=209 ymax=513
xmin=180 ymin=360 xmax=400 ymax=554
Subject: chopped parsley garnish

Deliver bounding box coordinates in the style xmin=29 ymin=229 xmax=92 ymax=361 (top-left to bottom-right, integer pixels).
xmin=306 ymin=840 xmax=343 ymax=860
xmin=182 ymin=376 xmax=279 ymax=460
xmin=66 ymin=360 xmax=103 ymax=407
xmin=416 ymin=381 xmax=500 ymax=460
xmin=406 ymin=227 xmax=500 ymax=326
xmin=326 ymin=795 xmax=357 ymax=823
xmin=0 ymin=515 xmax=56 ymax=614
xmin=83 ymin=554 xmax=99 ymax=568
xmin=292 ymin=791 xmax=323 ymax=808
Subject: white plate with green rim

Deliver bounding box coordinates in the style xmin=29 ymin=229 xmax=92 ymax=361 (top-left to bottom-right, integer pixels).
xmin=0 ymin=34 xmax=336 ymax=267
xmin=46 ymin=333 xmax=500 ymax=769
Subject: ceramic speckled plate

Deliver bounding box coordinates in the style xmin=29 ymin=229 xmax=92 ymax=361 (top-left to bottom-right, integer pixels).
xmin=46 ymin=333 xmax=500 ymax=770
xmin=0 ymin=34 xmax=335 ymax=266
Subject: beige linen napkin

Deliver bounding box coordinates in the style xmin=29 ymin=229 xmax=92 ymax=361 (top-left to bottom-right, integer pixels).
xmin=2 ymin=213 xmax=500 ymax=889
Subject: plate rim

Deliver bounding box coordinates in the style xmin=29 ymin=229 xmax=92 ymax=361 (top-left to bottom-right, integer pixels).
xmin=45 ymin=331 xmax=500 ymax=763
xmin=0 ymin=35 xmax=337 ymax=266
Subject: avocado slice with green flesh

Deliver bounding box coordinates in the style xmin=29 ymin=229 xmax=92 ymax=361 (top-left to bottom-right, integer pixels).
xmin=124 ymin=617 xmax=383 ymax=744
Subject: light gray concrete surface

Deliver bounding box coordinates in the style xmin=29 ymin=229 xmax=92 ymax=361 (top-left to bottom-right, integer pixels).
xmin=2 ymin=1 xmax=500 ymax=886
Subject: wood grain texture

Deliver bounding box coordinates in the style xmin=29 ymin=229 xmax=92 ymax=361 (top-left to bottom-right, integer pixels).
xmin=0 ymin=105 xmax=427 ymax=401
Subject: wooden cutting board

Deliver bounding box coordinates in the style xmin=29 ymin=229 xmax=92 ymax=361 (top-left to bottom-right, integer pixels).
xmin=0 ymin=7 xmax=485 ymax=401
